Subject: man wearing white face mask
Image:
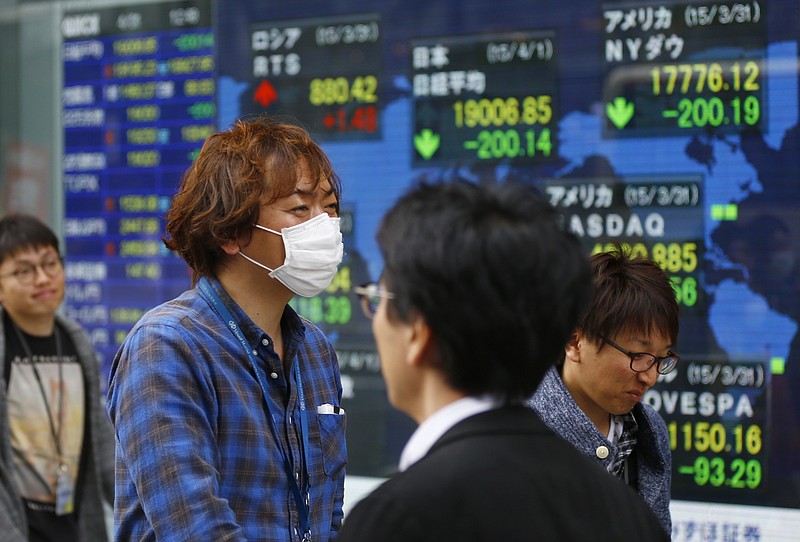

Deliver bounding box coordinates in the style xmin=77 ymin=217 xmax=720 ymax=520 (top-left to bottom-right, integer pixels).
xmin=107 ymin=117 xmax=347 ymax=542
xmin=239 ymin=213 xmax=344 ymax=298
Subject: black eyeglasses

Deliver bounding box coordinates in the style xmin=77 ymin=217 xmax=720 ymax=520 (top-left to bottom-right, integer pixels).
xmin=603 ymin=337 xmax=680 ymax=375
xmin=0 ymin=256 xmax=63 ymax=286
xmin=353 ymin=282 xmax=394 ymax=319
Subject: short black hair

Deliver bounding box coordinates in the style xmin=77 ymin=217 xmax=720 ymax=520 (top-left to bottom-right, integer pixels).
xmin=0 ymin=213 xmax=60 ymax=265
xmin=377 ymin=180 xmax=592 ymax=402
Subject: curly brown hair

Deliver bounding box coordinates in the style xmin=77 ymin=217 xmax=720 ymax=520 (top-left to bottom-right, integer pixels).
xmin=163 ymin=116 xmax=341 ymax=285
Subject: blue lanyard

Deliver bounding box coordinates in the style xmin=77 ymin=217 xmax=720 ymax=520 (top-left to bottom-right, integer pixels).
xmin=198 ymin=278 xmax=313 ymax=541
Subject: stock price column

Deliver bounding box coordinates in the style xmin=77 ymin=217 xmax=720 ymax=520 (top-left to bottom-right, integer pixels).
xmin=659 ymin=360 xmax=768 ymax=499
xmin=411 ymin=31 xmax=558 ymax=165
xmin=62 ymin=1 xmax=213 ymax=372
xmin=245 ymin=14 xmax=382 ymax=141
xmin=602 ymin=1 xmax=765 ymax=136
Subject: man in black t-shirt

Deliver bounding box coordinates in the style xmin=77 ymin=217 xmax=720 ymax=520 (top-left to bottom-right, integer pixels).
xmin=0 ymin=214 xmax=114 ymax=542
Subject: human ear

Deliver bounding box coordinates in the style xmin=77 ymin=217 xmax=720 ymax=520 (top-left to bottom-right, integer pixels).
xmin=406 ymin=314 xmax=433 ymax=368
xmin=220 ymin=239 xmax=241 ymax=255
xmin=564 ymin=332 xmax=581 ymax=364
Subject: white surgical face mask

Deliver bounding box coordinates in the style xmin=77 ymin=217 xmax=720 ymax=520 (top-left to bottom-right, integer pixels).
xmin=239 ymin=213 xmax=343 ymax=297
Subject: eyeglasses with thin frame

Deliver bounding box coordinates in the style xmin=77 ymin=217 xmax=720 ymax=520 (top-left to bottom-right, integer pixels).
xmin=603 ymin=337 xmax=680 ymax=375
xmin=0 ymin=255 xmax=63 ymax=286
xmin=354 ymin=282 xmax=395 ymax=319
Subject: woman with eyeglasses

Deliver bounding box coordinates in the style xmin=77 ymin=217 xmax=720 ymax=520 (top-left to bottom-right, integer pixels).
xmin=529 ymin=246 xmax=679 ymax=536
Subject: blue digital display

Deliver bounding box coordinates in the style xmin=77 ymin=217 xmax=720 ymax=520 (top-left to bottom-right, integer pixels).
xmin=62 ymin=0 xmax=213 ymax=373
xmin=61 ymin=1 xmax=800 ymax=531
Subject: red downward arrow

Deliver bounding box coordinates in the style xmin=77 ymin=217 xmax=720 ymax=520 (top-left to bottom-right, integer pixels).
xmin=254 ymin=81 xmax=278 ymax=107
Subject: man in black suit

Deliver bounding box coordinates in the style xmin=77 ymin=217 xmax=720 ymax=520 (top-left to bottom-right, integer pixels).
xmin=342 ymin=180 xmax=669 ymax=542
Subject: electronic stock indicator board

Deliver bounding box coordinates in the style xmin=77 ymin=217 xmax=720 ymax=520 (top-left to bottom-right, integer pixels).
xmin=602 ymin=1 xmax=766 ymax=136
xmin=61 ymin=0 xmax=213 ymax=371
xmin=242 ymin=14 xmax=382 ymax=141
xmin=51 ymin=0 xmax=800 ymax=534
xmin=411 ymin=31 xmax=558 ymax=165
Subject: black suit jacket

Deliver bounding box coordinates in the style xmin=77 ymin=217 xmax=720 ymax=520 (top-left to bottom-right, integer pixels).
xmin=338 ymin=406 xmax=669 ymax=542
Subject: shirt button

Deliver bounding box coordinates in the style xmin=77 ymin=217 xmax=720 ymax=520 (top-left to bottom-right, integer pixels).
xmin=596 ymin=446 xmax=609 ymax=459
xmin=270 ymin=372 xmax=278 ymax=379
xmin=262 ymin=338 xmax=270 ymax=346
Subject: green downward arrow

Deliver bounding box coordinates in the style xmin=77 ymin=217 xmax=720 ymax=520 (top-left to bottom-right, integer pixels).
xmin=414 ymin=129 xmax=440 ymax=160
xmin=606 ymin=97 xmax=635 ymax=129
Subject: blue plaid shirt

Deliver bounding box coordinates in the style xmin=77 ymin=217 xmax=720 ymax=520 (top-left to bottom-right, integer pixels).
xmin=107 ymin=277 xmax=346 ymax=541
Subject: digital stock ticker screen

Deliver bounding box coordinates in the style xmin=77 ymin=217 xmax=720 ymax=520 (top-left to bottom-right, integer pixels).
xmin=59 ymin=1 xmax=800 ymax=538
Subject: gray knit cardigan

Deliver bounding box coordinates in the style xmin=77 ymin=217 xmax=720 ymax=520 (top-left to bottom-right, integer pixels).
xmin=529 ymin=366 xmax=672 ymax=536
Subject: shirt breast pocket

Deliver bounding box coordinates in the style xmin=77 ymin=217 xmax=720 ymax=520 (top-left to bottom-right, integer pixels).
xmin=312 ymin=408 xmax=347 ymax=479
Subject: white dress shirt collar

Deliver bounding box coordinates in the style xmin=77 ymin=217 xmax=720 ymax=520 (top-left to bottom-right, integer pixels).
xmin=398 ymin=395 xmax=502 ymax=472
